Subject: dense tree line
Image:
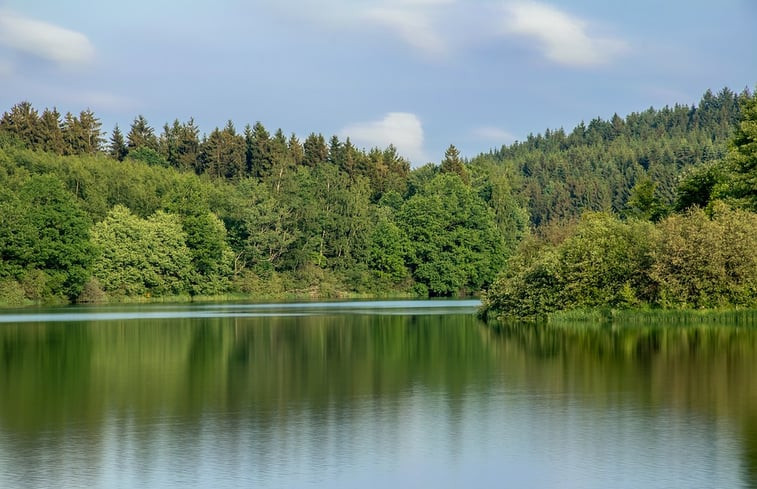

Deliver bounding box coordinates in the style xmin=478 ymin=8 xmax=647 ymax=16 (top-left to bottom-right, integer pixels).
xmin=0 ymin=86 xmax=753 ymax=309
xmin=0 ymin=105 xmax=526 ymax=304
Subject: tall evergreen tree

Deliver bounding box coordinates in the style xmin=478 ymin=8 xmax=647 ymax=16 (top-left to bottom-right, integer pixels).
xmin=249 ymin=122 xmax=273 ymax=178
xmin=38 ymin=108 xmax=65 ymax=154
xmin=303 ymin=133 xmax=327 ymax=167
xmin=0 ymin=101 xmax=41 ymax=148
xmin=109 ymin=125 xmax=128 ymax=161
xmin=440 ymin=144 xmax=469 ymax=184
xmin=288 ymin=133 xmax=304 ymax=166
xmin=127 ymin=115 xmax=159 ymax=151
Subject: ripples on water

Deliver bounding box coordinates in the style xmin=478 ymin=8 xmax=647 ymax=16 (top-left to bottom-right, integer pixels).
xmin=0 ymin=301 xmax=755 ymax=488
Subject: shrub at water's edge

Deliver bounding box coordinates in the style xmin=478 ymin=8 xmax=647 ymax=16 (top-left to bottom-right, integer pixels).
xmin=481 ymin=204 xmax=757 ymax=321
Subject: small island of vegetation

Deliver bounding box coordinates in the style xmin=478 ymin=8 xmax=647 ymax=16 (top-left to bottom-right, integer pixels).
xmin=0 ymin=86 xmax=755 ymax=317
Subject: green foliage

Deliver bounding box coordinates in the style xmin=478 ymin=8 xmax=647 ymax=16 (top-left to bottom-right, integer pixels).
xmin=483 ymin=205 xmax=757 ymax=319
xmin=368 ymin=210 xmax=410 ymax=284
xmin=674 ymin=161 xmax=725 ymax=211
xmin=483 ymin=213 xmax=656 ymax=319
xmin=109 ymin=125 xmax=128 ymax=161
xmin=439 ymin=144 xmax=469 ymax=184
xmin=0 ymin=174 xmax=93 ymax=300
xmin=652 ymin=203 xmax=757 ymax=308
xmin=718 ymin=89 xmax=757 ymax=210
xmin=127 ymin=146 xmax=169 ymax=167
xmin=399 ymin=174 xmax=506 ymax=296
xmin=624 ymin=177 xmax=667 ymax=221
xmin=472 ymin=87 xmax=743 ymax=227
xmin=0 ymin=88 xmax=749 ymax=306
xmin=91 ymin=205 xmax=193 ymax=297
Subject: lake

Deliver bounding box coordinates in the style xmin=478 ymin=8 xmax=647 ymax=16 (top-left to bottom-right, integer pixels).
xmin=0 ymin=300 xmax=756 ymax=488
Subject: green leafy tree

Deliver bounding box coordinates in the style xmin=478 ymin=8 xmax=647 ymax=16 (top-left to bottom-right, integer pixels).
xmin=399 ymin=173 xmax=505 ymax=295
xmin=11 ymin=175 xmax=93 ymax=299
xmin=91 ymin=205 xmax=193 ymax=296
xmin=625 ymin=176 xmax=666 ymax=221
xmin=368 ymin=210 xmax=410 ymax=284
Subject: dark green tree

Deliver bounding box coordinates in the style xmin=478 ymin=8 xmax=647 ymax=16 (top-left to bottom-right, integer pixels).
xmin=127 ymin=115 xmax=159 ymax=152
xmin=39 ymin=108 xmax=65 ymax=154
xmin=303 ymin=133 xmax=327 ymax=167
xmin=0 ymin=101 xmax=41 ymax=149
xmin=721 ymin=89 xmax=757 ymax=210
xmin=247 ymin=122 xmax=273 ymax=178
xmin=200 ymin=122 xmax=246 ymax=179
xmin=14 ymin=175 xmax=93 ymax=299
xmin=109 ymin=125 xmax=128 ymax=161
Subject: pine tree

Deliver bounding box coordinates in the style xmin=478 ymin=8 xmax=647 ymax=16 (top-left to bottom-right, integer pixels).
xmin=0 ymin=101 xmax=41 ymax=148
xmin=109 ymin=125 xmax=128 ymax=161
xmin=249 ymin=122 xmax=272 ymax=178
xmin=303 ymin=133 xmax=327 ymax=167
xmin=78 ymin=109 xmax=104 ymax=153
xmin=127 ymin=115 xmax=159 ymax=151
xmin=440 ymin=144 xmax=469 ymax=184
xmin=288 ymin=133 xmax=304 ymax=166
xmin=38 ymin=108 xmax=65 ymax=154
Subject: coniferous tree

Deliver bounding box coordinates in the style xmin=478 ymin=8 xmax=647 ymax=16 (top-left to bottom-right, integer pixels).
xmin=78 ymin=109 xmax=104 ymax=154
xmin=127 ymin=115 xmax=159 ymax=151
xmin=249 ymin=122 xmax=273 ymax=178
xmin=440 ymin=144 xmax=469 ymax=184
xmin=109 ymin=125 xmax=128 ymax=161
xmin=200 ymin=121 xmax=245 ymax=179
xmin=0 ymin=101 xmax=41 ymax=148
xmin=288 ymin=133 xmax=304 ymax=166
xmin=62 ymin=111 xmax=102 ymax=155
xmin=303 ymin=133 xmax=327 ymax=167
xmin=38 ymin=108 xmax=65 ymax=154
xmin=176 ymin=119 xmax=200 ymax=172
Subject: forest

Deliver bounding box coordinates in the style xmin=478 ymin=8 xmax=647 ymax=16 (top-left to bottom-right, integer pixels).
xmin=0 ymin=86 xmax=755 ymax=314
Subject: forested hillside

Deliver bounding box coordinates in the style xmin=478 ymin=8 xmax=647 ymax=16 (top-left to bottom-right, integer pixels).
xmin=471 ymin=87 xmax=744 ymax=226
xmin=0 ymin=87 xmax=752 ymax=307
xmin=482 ymin=87 xmax=757 ymax=319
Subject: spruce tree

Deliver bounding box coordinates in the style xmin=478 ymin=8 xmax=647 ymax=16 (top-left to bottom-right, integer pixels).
xmin=109 ymin=125 xmax=128 ymax=161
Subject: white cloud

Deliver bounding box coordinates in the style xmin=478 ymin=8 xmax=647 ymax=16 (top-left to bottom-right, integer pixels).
xmin=470 ymin=126 xmax=516 ymax=144
xmin=0 ymin=10 xmax=95 ymax=67
xmin=340 ymin=112 xmax=428 ymax=164
xmin=503 ymin=2 xmax=628 ymax=67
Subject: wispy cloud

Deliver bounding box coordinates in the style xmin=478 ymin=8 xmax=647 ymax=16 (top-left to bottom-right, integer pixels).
xmin=470 ymin=126 xmax=516 ymax=144
xmin=0 ymin=10 xmax=95 ymax=67
xmin=263 ymin=0 xmax=455 ymax=58
xmin=364 ymin=6 xmax=447 ymax=58
xmin=340 ymin=112 xmax=428 ymax=164
xmin=503 ymin=2 xmax=628 ymax=67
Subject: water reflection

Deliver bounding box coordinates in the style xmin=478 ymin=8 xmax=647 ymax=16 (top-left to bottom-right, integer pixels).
xmin=0 ymin=304 xmax=755 ymax=488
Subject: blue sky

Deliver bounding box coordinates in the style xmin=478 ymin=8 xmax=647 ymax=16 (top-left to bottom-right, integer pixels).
xmin=0 ymin=0 xmax=755 ymax=165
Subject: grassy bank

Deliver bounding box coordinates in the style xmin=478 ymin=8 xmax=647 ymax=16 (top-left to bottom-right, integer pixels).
xmin=498 ymin=307 xmax=757 ymax=326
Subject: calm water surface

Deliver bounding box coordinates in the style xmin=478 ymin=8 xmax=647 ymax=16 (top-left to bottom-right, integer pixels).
xmin=0 ymin=300 xmax=756 ymax=488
